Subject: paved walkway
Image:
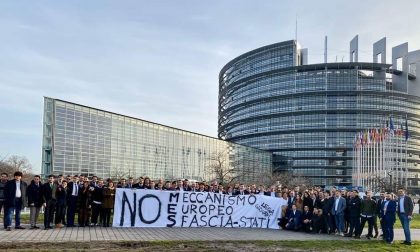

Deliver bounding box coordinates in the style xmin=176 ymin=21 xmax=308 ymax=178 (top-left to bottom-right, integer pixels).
xmin=0 ymin=225 xmax=418 ymax=242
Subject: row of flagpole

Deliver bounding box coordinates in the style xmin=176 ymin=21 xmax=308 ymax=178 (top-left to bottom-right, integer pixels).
xmin=352 ymin=116 xmax=409 ymax=192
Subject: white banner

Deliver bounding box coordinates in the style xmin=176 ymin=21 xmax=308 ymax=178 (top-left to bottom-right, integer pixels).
xmin=112 ymin=189 xmax=287 ymax=229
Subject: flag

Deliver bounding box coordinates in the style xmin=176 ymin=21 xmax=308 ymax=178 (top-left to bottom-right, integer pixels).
xmin=405 ymin=117 xmax=409 ymax=141
xmin=389 ymin=116 xmax=395 ymax=136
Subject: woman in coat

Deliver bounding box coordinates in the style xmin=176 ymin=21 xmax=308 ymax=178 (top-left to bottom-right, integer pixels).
xmin=102 ymin=181 xmax=116 ymax=227
xmin=78 ymin=181 xmax=92 ymax=227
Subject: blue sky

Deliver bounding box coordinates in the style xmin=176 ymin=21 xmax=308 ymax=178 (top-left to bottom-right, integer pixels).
xmin=1 ymin=0 xmax=420 ymax=173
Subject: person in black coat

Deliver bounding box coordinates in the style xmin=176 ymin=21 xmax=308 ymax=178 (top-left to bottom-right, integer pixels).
xmin=27 ymin=175 xmax=44 ymax=229
xmin=55 ymin=180 xmax=68 ymax=228
xmin=0 ymin=172 xmax=8 ymax=223
xmin=42 ymin=175 xmax=57 ymax=229
xmin=79 ymin=181 xmax=92 ymax=227
xmin=303 ymin=192 xmax=312 ymax=211
xmin=346 ymin=190 xmax=361 ymax=238
xmin=322 ymin=191 xmax=335 ymax=234
xmin=312 ymin=208 xmax=328 ymax=233
xmin=67 ymin=176 xmax=80 ymax=227
xmin=3 ymin=171 xmax=27 ymax=231
xmin=234 ymin=184 xmax=249 ymax=195
xmin=301 ymin=205 xmax=313 ymax=232
xmin=90 ymin=180 xmax=104 ymax=226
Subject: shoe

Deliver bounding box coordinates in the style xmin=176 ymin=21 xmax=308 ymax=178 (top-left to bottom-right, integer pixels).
xmin=6 ymin=227 xmax=11 ymax=231
xmin=44 ymin=227 xmax=51 ymax=230
xmin=55 ymin=224 xmax=63 ymax=228
xmin=402 ymin=241 xmax=412 ymax=246
xmin=374 ymin=234 xmax=378 ymax=238
xmin=344 ymin=234 xmax=352 ymax=237
xmin=30 ymin=226 xmax=37 ymax=230
xmin=354 ymin=235 xmax=360 ymax=239
xmin=34 ymin=226 xmax=40 ymax=229
xmin=15 ymin=226 xmax=25 ymax=229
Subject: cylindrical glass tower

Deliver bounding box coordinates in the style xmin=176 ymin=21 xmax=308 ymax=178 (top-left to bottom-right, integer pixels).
xmin=219 ymin=40 xmax=420 ymax=192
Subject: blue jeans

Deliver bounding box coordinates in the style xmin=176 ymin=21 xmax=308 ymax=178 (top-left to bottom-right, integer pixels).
xmin=5 ymin=198 xmax=22 ymax=228
xmin=398 ymin=213 xmax=411 ymax=243
xmin=334 ymin=214 xmax=345 ymax=233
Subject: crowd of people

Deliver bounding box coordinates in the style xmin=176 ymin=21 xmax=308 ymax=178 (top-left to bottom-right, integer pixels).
xmin=0 ymin=171 xmax=416 ymax=246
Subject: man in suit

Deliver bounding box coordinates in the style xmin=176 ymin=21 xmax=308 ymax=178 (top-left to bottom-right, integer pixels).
xmin=66 ymin=175 xmax=79 ymax=227
xmin=27 ymin=175 xmax=44 ymax=229
xmin=42 ymin=175 xmax=57 ymax=229
xmin=397 ymin=188 xmax=414 ymax=245
xmin=285 ymin=204 xmax=302 ymax=231
xmin=234 ymin=184 xmax=249 ymax=196
xmin=287 ymin=191 xmax=296 ymax=210
xmin=331 ymin=191 xmax=346 ymax=236
xmin=3 ymin=171 xmax=27 ymax=231
xmin=182 ymin=180 xmax=191 ymax=191
xmin=376 ymin=192 xmax=385 ymax=238
xmin=301 ymin=205 xmax=313 ymax=232
xmin=381 ymin=193 xmax=397 ymax=244
xmin=346 ymin=190 xmax=361 ymax=238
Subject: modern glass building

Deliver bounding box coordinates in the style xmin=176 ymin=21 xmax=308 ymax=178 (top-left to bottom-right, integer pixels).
xmin=218 ymin=38 xmax=420 ymax=192
xmin=42 ymin=98 xmax=272 ymax=182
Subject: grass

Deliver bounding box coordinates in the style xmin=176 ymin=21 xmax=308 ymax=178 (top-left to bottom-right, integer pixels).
xmin=394 ymin=214 xmax=420 ymax=229
xmin=0 ymin=240 xmax=419 ymax=252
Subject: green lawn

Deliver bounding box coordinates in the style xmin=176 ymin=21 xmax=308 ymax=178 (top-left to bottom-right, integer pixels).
xmin=394 ymin=214 xmax=420 ymax=229
xmin=0 ymin=240 xmax=418 ymax=252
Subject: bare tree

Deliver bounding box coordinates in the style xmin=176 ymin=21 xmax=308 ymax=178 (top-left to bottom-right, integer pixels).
xmin=264 ymin=171 xmax=313 ymax=190
xmin=207 ymin=150 xmax=242 ymax=185
xmin=110 ymin=167 xmax=129 ymax=181
xmin=371 ymin=174 xmax=404 ymax=193
xmin=0 ymin=155 xmax=34 ymax=184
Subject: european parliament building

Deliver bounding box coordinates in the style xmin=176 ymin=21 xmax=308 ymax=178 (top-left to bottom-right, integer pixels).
xmin=41 ymin=98 xmax=272 ymax=182
xmin=218 ymin=37 xmax=420 ymax=193
xmin=42 ymin=35 xmax=420 ymax=192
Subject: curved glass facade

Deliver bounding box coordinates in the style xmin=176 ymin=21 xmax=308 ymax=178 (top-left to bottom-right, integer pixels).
xmin=219 ymin=40 xmax=420 ymax=192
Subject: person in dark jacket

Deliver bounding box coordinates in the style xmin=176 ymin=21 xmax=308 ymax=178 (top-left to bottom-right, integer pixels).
xmin=55 ymin=180 xmax=68 ymax=228
xmin=0 ymin=172 xmax=8 ymax=226
xmin=78 ymin=181 xmax=92 ymax=227
xmin=323 ymin=191 xmax=335 ymax=234
xmin=302 ymin=192 xmax=311 ymax=209
xmin=357 ymin=191 xmax=377 ymax=239
xmin=346 ymin=190 xmax=361 ymax=238
xmin=102 ymin=181 xmax=116 ymax=227
xmin=312 ymin=208 xmax=328 ymax=233
xmin=301 ymin=205 xmax=313 ymax=232
xmin=42 ymin=175 xmax=57 ymax=229
xmin=376 ymin=192 xmax=386 ymax=238
xmin=4 ymin=171 xmax=27 ymax=231
xmin=27 ymin=175 xmax=44 ymax=229
xmin=66 ymin=176 xmax=80 ymax=227
xmin=285 ymin=204 xmax=302 ymax=231
xmin=90 ymin=180 xmax=104 ymax=226
xmin=397 ymin=188 xmax=414 ymax=246
xmin=381 ymin=193 xmax=397 ymax=244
